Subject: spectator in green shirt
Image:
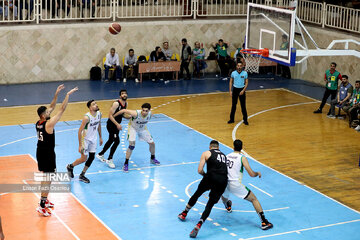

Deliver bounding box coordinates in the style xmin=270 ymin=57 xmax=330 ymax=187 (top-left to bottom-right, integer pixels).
xmin=314 ymin=62 xmax=342 ymax=114
xmin=279 ymin=34 xmax=291 ymax=79
xmin=212 ymin=39 xmax=234 ymax=80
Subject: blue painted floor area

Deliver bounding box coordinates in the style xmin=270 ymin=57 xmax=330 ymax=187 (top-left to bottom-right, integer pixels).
xmin=1 ymin=74 xmax=326 ymax=107
xmin=0 ymin=114 xmax=359 ymax=240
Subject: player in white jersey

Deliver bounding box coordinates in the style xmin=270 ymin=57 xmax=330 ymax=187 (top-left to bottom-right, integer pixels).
xmin=67 ymin=100 xmax=103 ymax=183
xmin=113 ymin=103 xmax=160 ymax=172
xmin=221 ymin=139 xmax=273 ymax=230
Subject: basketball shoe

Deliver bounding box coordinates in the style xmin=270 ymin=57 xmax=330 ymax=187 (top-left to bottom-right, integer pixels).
xmin=178 ymin=211 xmax=187 ymax=221
xmin=37 ymin=206 xmax=52 ymax=217
xmin=45 ymin=199 xmax=54 ymax=208
xmin=96 ymin=154 xmax=106 ymax=162
xmin=261 ymin=220 xmax=273 ymax=230
xmin=189 ymin=223 xmax=202 ymax=238
xmin=150 ymin=158 xmax=160 ymax=165
xmin=123 ymin=163 xmax=129 ymax=172
xmin=223 ymin=199 xmax=232 ymax=213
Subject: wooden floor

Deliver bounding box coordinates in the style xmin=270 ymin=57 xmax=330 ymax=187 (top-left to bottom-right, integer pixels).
xmin=1 ymin=88 xmax=359 ymax=213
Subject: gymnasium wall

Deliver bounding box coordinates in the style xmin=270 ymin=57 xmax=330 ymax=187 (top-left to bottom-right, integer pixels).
xmin=292 ymin=26 xmax=360 ymax=86
xmin=0 ymin=19 xmax=359 ymax=85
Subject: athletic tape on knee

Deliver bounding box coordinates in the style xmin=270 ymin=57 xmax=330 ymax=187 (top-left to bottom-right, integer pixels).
xmin=128 ymin=145 xmax=135 ymax=150
xmin=85 ymin=153 xmax=95 ymax=167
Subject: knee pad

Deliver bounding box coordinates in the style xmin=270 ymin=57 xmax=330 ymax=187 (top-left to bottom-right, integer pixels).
xmin=85 ymin=152 xmax=95 ymax=167
xmin=128 ymin=145 xmax=135 ymax=150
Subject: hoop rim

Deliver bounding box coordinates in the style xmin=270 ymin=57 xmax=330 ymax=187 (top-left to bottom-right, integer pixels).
xmin=240 ymin=48 xmax=269 ymax=57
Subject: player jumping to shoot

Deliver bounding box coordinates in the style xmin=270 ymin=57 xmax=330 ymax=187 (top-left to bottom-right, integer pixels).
xmin=36 ymin=85 xmax=78 ymax=216
xmin=113 ymin=103 xmax=160 ymax=172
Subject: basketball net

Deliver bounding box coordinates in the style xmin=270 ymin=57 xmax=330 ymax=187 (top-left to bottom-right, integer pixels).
xmin=241 ymin=53 xmax=261 ymax=73
xmin=240 ymin=49 xmax=269 ymax=74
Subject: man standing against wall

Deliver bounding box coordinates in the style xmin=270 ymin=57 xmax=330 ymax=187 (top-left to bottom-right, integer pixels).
xmin=212 ymin=39 xmax=233 ymax=80
xmin=228 ymin=62 xmax=249 ymax=125
xmin=314 ymin=62 xmax=342 ymax=114
xmin=180 ymin=38 xmax=192 ymax=80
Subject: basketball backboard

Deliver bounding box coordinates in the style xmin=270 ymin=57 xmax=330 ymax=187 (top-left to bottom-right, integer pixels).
xmin=245 ymin=3 xmax=296 ymax=66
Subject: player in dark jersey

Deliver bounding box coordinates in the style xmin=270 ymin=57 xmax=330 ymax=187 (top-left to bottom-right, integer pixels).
xmin=178 ymin=140 xmax=228 ymax=238
xmin=96 ymin=90 xmax=128 ymax=168
xmin=35 ymin=84 xmax=78 ymax=217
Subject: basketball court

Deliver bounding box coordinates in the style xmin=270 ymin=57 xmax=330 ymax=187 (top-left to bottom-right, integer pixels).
xmin=0 ymin=80 xmax=359 ymax=239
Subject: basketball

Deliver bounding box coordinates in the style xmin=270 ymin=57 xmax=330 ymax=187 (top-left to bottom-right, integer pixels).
xmin=109 ymin=22 xmax=121 ymax=35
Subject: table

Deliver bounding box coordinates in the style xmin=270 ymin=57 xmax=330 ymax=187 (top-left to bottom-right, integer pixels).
xmin=138 ymin=61 xmax=181 ymax=82
xmin=259 ymin=58 xmax=278 ymax=74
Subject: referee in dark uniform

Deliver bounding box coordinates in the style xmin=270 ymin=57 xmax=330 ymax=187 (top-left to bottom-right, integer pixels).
xmin=178 ymin=140 xmax=228 ymax=238
xmin=96 ymin=89 xmax=128 ymax=168
xmin=35 ymin=85 xmax=78 ymax=216
xmin=228 ymin=62 xmax=249 ymax=125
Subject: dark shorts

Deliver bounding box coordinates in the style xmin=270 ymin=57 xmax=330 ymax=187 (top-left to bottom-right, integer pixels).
xmin=198 ymin=174 xmax=228 ymax=202
xmin=36 ymin=148 xmax=56 ymax=173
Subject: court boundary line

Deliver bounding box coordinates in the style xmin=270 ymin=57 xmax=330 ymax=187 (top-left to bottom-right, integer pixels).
xmin=162 ymin=112 xmax=360 ymax=216
xmin=27 ymin=154 xmax=123 ymax=240
xmin=84 ymin=161 xmax=199 ymax=176
xmin=248 ymin=183 xmax=273 ymax=198
xmin=22 ymin=179 xmax=81 ymax=240
xmin=0 ymin=119 xmax=172 ymax=149
xmin=242 ymin=219 xmax=360 ymax=240
xmin=231 ymin=101 xmax=318 ymax=140
xmin=0 ymin=88 xmax=284 ymax=109
xmin=280 ymin=87 xmax=324 ymax=103
xmin=0 ymin=128 xmax=78 ymax=148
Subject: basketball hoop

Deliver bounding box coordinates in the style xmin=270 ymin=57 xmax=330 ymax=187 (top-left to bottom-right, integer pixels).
xmin=240 ymin=48 xmax=269 ymax=74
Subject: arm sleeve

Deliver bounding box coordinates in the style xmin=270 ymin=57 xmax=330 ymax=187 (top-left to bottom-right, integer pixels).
xmin=187 ymin=46 xmax=192 ymax=55
xmin=124 ymin=55 xmax=129 ymax=66
xmin=150 ymin=52 xmax=155 ymax=62
xmin=200 ymin=49 xmax=206 ymax=58
xmin=235 ymin=49 xmax=239 ymax=58
xmin=116 ymin=54 xmax=120 ymax=66
xmin=338 ymin=73 xmax=342 ymax=80
xmin=104 ymin=54 xmax=110 ymax=66
xmin=161 ymin=52 xmax=166 ymax=61
xmin=348 ymin=86 xmax=354 ymax=95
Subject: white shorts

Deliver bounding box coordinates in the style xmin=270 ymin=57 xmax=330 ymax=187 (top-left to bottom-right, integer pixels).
xmin=127 ymin=126 xmax=154 ymax=143
xmin=81 ymin=138 xmax=97 ymax=155
xmin=223 ymin=180 xmax=250 ymax=199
